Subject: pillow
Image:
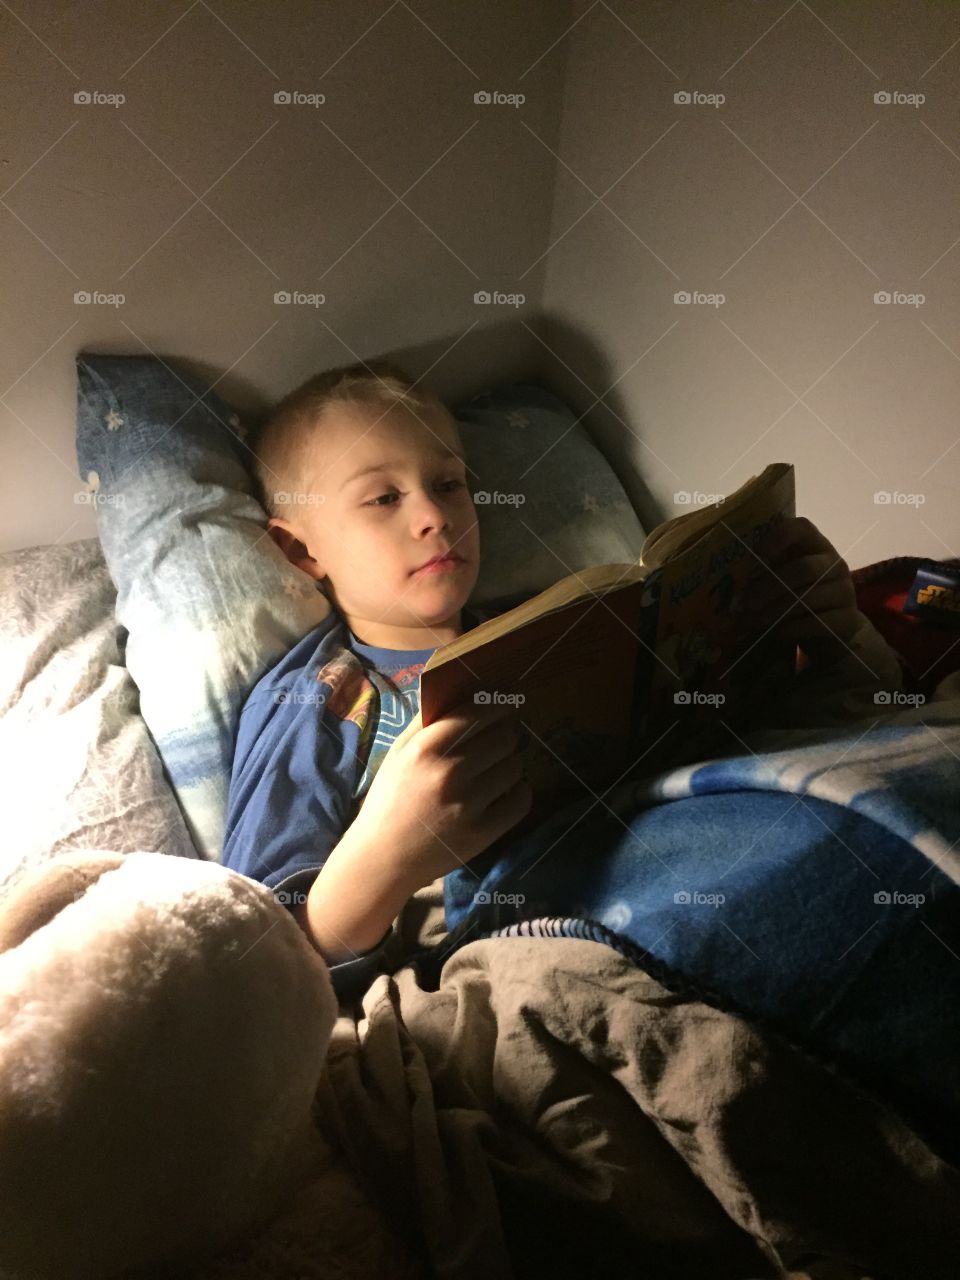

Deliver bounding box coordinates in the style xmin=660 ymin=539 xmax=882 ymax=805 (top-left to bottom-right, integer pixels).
xmin=76 ymin=357 xmax=645 ymax=863
xmin=75 ymin=356 xmax=331 ymax=861
xmin=0 ymin=538 xmax=197 ymax=897
xmin=456 ymin=380 xmax=645 ymax=608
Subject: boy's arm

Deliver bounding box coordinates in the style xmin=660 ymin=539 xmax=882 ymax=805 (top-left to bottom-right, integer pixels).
xmin=222 ymin=641 xmax=405 ymax=1000
xmin=290 ymin=826 xmax=419 ymax=965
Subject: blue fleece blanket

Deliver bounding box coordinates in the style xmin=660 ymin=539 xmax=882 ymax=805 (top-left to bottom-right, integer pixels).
xmin=436 ymin=703 xmax=960 ymax=1163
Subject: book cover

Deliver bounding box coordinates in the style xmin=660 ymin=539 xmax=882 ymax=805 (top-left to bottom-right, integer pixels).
xmin=419 ymin=462 xmax=796 ymax=832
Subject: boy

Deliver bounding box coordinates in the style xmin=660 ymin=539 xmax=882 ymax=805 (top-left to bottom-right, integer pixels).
xmin=222 ymin=360 xmax=903 ymax=998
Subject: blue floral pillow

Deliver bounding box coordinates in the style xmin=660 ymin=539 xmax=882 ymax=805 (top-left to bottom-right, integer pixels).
xmin=75 ymin=358 xmax=644 ymax=863
xmin=456 ymin=381 xmax=645 ymax=609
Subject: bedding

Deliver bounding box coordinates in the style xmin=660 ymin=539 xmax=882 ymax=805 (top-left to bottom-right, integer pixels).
xmin=2 ymin=532 xmax=959 ymax=1276
xmin=75 ymin=355 xmax=333 ymax=862
xmin=439 ymin=685 xmax=960 ymax=1167
xmin=2 ymin=851 xmax=960 ymax=1280
xmin=0 ymin=363 xmax=948 ymax=1275
xmin=0 ymin=537 xmax=196 ymax=896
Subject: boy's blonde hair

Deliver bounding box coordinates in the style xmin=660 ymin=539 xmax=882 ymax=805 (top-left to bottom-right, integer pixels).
xmin=250 ymin=358 xmax=450 ymax=518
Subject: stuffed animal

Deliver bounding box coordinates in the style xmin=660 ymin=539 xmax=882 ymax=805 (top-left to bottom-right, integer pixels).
xmin=0 ymin=852 xmax=417 ymax=1280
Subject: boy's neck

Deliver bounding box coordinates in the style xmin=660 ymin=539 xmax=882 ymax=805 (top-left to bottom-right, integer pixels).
xmin=345 ymin=610 xmax=463 ymax=652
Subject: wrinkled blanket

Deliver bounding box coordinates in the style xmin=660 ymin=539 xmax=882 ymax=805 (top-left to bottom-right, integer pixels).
xmin=194 ymin=934 xmax=960 ymax=1280
xmin=437 ymin=685 xmax=960 ymax=1165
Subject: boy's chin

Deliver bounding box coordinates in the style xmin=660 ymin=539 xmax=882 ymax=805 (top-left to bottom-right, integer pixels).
xmin=409 ymin=584 xmax=472 ymax=619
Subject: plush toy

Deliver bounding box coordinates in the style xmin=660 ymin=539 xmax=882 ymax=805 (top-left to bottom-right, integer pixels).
xmin=0 ymin=852 xmax=417 ymax=1280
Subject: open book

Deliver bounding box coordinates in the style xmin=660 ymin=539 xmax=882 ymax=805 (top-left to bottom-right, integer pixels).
xmin=420 ymin=462 xmax=797 ymax=834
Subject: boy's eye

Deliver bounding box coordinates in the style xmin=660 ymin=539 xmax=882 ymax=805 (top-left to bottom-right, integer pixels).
xmin=363 ymin=480 xmax=464 ymax=508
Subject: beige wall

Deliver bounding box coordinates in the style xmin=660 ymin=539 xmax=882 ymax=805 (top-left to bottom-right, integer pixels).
xmin=537 ymin=0 xmax=960 ymax=566
xmin=0 ymin=1 xmax=568 ymax=552
xmin=5 ymin=2 xmax=959 ymax=568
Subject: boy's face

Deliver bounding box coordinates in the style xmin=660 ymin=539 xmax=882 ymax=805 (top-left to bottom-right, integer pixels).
xmin=267 ymin=399 xmax=480 ymax=649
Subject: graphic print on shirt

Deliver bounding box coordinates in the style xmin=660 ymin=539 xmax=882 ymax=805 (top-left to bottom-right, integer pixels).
xmin=353 ymin=664 xmax=427 ymax=806
xmin=315 ymin=648 xmax=378 ymax=779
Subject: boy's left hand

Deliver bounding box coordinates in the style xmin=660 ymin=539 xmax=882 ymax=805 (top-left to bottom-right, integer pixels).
xmin=747 ymin=516 xmax=862 ymax=662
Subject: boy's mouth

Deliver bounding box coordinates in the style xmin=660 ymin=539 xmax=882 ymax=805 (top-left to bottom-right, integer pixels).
xmin=412 ymin=550 xmax=465 ymax=575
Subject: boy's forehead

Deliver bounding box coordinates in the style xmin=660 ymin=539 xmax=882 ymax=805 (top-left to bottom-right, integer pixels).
xmin=317 ymin=401 xmax=462 ymax=474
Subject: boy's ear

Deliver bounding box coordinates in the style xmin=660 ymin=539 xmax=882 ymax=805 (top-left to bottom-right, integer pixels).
xmin=265 ymin=518 xmax=326 ymax=581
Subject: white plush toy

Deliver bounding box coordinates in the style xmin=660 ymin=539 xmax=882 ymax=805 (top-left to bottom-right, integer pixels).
xmin=0 ymin=851 xmax=351 ymax=1279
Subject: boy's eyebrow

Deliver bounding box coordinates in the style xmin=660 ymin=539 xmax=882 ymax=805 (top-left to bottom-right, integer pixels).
xmin=339 ymin=447 xmax=465 ymax=490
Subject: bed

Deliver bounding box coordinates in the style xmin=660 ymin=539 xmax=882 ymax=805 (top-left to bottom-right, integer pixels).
xmin=0 ymin=356 xmax=958 ymax=1280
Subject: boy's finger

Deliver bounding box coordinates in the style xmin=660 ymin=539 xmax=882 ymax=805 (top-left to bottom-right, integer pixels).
xmin=753 ymin=550 xmax=848 ymax=597
xmin=759 ymin=516 xmax=831 ymax=569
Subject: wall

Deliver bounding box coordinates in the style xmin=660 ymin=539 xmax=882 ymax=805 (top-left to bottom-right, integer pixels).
xmin=538 ymin=0 xmax=960 ymax=565
xmin=0 ymin=0 xmax=568 ymax=552
xmin=6 ymin=1 xmax=960 ymax=567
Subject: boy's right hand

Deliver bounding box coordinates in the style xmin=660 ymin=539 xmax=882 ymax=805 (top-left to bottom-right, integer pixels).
xmin=341 ymin=699 xmax=532 ymax=894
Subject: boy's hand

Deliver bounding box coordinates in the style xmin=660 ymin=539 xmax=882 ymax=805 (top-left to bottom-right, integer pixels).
xmin=747 ymin=516 xmax=861 ymax=664
xmin=342 ymin=699 xmax=532 ymax=895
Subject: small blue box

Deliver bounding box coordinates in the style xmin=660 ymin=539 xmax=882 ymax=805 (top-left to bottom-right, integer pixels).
xmin=903 ymin=560 xmax=960 ymax=626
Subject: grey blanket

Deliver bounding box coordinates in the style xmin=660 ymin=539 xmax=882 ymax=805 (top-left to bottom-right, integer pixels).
xmin=195 ymin=934 xmax=960 ymax=1280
